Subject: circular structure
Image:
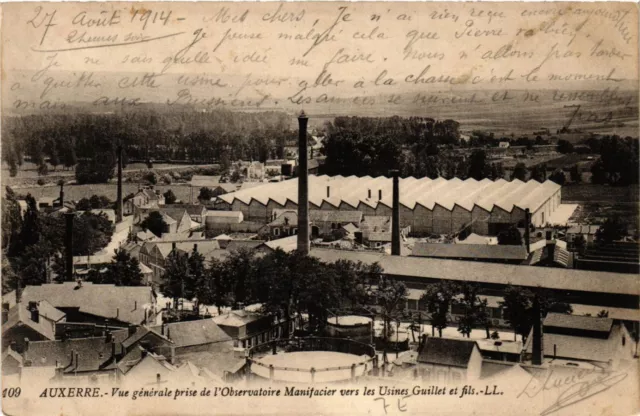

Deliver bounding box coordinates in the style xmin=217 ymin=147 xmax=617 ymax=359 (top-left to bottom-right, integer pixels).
xmin=251 ymin=351 xmax=370 ymax=383
xmin=325 ymin=315 xmax=373 ymax=344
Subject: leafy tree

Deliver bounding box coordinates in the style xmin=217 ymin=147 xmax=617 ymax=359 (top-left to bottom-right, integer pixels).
xmin=557 ymin=139 xmax=574 ymax=154
xmin=186 ymin=248 xmax=207 ymax=305
xmin=63 ymin=146 xmax=77 ymax=169
xmin=455 ymin=283 xmax=490 ymax=338
xmin=375 ymin=276 xmax=408 ymax=344
xmin=467 ymin=150 xmax=488 ymax=180
xmin=140 ymin=211 xmax=168 ymax=237
xmin=2 ymin=187 xmax=23 ymax=255
xmin=569 ymin=165 xmax=581 ymax=183
xmin=590 ymin=159 xmax=607 ymax=184
xmin=89 ymin=194 xmax=112 ymax=209
xmin=422 ymin=281 xmax=457 ymax=337
xmin=198 ymin=187 xmax=215 ymax=201
xmin=76 ymin=198 xmax=92 ymax=211
xmin=161 ymin=250 xmax=190 ymax=309
xmin=548 ymin=170 xmax=565 ymax=185
xmin=595 ymin=215 xmax=627 ymax=244
xmin=20 ymin=194 xmax=42 ymax=249
xmin=530 ymin=164 xmax=547 ymax=182
xmin=37 ymin=162 xmax=49 ymax=176
xmin=164 ymin=189 xmax=177 ymax=204
xmin=511 ymin=163 xmax=527 ymax=181
xmin=76 ymin=156 xmax=116 ymax=184
xmin=143 ymin=171 xmax=157 ymax=185
xmin=500 ymin=285 xmax=534 ymax=342
xmin=49 ymin=147 xmax=60 ymax=171
xmin=89 ymin=248 xmax=144 ymax=286
xmin=573 ymin=234 xmax=586 ymax=253
xmin=220 ymin=247 xmax=258 ymax=308
xmin=498 ymin=226 xmax=522 ymax=245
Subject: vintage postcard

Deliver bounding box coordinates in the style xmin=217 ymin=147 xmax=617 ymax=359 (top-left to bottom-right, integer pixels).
xmin=0 ymin=2 xmax=638 ymax=415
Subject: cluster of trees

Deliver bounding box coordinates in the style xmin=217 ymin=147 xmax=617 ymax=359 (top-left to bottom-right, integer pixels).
xmin=140 ymin=211 xmax=169 ymax=237
xmin=1 ymin=188 xmax=114 ymax=293
xmin=3 ymin=109 xmax=298 ymax=182
xmin=589 ymin=136 xmax=639 ymax=185
xmin=419 ymin=282 xmax=572 ymax=342
xmin=81 ymin=248 xmax=144 ymax=286
xmin=161 ymin=247 xmax=407 ymax=335
xmin=322 ymin=116 xmax=462 ymax=178
xmin=75 ymin=194 xmax=112 ymax=211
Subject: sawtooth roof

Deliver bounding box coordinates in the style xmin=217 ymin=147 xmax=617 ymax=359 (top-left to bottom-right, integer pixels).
xmin=218 ymin=175 xmax=561 ymax=214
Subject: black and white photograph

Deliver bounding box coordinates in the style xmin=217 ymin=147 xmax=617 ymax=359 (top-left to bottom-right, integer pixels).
xmin=0 ymin=2 xmax=638 ymax=415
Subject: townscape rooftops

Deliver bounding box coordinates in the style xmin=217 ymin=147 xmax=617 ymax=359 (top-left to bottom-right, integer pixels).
xmin=212 ymin=310 xmax=266 ymax=327
xmin=307 ymin=248 xmax=640 ymax=296
xmin=25 ymin=330 xmax=128 ymax=372
xmin=417 ymin=337 xmax=478 ymax=368
xmin=218 ymin=175 xmax=561 ymax=214
xmin=411 ymin=242 xmax=528 ymax=261
xmin=263 ymin=235 xmax=298 ymax=253
xmin=151 ymin=319 xmax=232 ymax=348
xmin=543 ymin=313 xmax=613 ymax=333
xmin=225 ymin=240 xmax=264 ymax=252
xmin=2 ymin=301 xmax=64 ymax=341
xmin=3 ymin=282 xmax=154 ymax=325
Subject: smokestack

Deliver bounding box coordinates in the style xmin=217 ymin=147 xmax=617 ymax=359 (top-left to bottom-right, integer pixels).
xmin=64 ymin=212 xmax=74 ymax=281
xmin=59 ymin=182 xmax=64 ymax=208
xmin=524 ymin=208 xmax=530 ymax=253
xmin=532 ymin=295 xmax=543 ymax=365
xmin=391 ymin=170 xmax=401 ymax=256
xmin=297 ymin=110 xmax=310 ymax=255
xmin=116 ymin=146 xmax=123 ymax=223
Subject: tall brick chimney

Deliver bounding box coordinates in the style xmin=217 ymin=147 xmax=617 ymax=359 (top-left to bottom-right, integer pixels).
xmin=390 ymin=170 xmax=401 ymax=256
xmin=59 ymin=181 xmax=64 ymax=208
xmin=116 ymin=145 xmax=124 ymax=224
xmin=64 ymin=212 xmax=74 ymax=281
xmin=524 ymin=208 xmax=531 ymax=253
xmin=297 ymin=111 xmax=310 ymax=255
xmin=531 ymin=295 xmax=544 ymax=365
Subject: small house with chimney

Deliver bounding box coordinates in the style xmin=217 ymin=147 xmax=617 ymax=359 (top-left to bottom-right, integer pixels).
xmin=20 ymin=329 xmax=130 ymax=381
xmin=309 ymin=210 xmax=363 ymax=238
xmin=125 ymin=186 xmax=165 ymax=216
xmin=2 ymin=282 xmax=159 ymax=327
xmin=523 ymin=313 xmax=637 ymax=369
xmin=260 ymin=210 xmax=298 ymax=239
xmin=416 ymin=337 xmax=483 ymax=383
xmin=213 ymin=310 xmax=292 ymax=349
xmin=139 ymin=240 xmax=222 ymax=285
xmin=150 ymin=319 xmax=234 ymax=356
xmin=2 ymin=301 xmax=66 ymax=353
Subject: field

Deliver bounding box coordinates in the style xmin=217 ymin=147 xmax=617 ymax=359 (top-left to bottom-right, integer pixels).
xmin=12 ymin=183 xmax=196 ymax=204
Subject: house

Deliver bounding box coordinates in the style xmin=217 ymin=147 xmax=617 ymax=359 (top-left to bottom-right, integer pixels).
xmin=224 ymin=240 xmax=265 ymax=253
xmin=3 ymin=282 xmax=159 ymax=327
xmin=20 ymin=329 xmax=130 ymax=381
xmin=309 ymin=210 xmax=363 ymax=238
xmin=2 ymin=301 xmax=66 ymax=353
xmin=566 ymin=224 xmax=600 ymax=247
xmin=139 ymin=240 xmax=221 ymax=285
xmin=261 ymin=235 xmax=298 ymax=253
xmin=416 ymin=337 xmax=483 ymax=383
xmin=213 ymin=310 xmax=291 ymax=349
xmin=136 ymin=230 xmax=158 ymax=243
xmin=358 ymin=216 xmax=401 ymax=248
xmin=523 ymin=313 xmax=636 ymax=369
xmin=205 ymin=211 xmax=244 ymax=232
xmin=260 ymin=210 xmax=298 ymax=239
xmin=177 ymin=204 xmax=208 ymax=223
xmin=476 ymin=339 xmax=523 ymax=362
xmin=411 ymin=243 xmax=528 ymax=265
xmin=151 ymin=319 xmax=234 ymax=355
xmin=124 ymin=187 xmax=165 ymax=215
xmin=159 ymin=207 xmax=198 ymax=233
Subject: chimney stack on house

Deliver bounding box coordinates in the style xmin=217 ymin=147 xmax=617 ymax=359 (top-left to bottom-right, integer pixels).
xmin=64 ymin=212 xmax=74 ymax=281
xmin=531 ymin=295 xmax=544 ymax=365
xmin=391 ymin=170 xmax=401 ymax=256
xmin=116 ymin=145 xmax=123 ymax=224
xmin=28 ymin=301 xmax=39 ymax=323
xmin=297 ymin=110 xmax=310 ymax=255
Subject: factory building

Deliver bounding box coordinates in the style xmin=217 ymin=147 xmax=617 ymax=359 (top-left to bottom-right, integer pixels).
xmin=217 ymin=175 xmax=562 ymax=236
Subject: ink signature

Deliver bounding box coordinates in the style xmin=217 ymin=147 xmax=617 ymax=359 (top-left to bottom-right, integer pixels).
xmin=518 ymin=368 xmax=628 ymax=416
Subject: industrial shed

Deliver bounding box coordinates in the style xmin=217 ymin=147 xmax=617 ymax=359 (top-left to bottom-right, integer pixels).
xmin=217 ymin=175 xmax=562 ymax=236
